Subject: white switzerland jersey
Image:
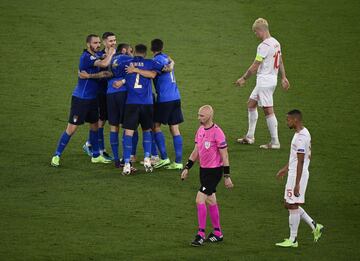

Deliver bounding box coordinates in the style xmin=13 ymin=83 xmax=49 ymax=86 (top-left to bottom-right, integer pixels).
xmin=256 ymin=37 xmax=281 ymax=86
xmin=288 ymin=127 xmax=311 ymax=176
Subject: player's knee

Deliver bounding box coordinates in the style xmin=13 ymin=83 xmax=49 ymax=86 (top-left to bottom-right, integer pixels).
xmin=66 ymin=124 xmax=77 ymax=135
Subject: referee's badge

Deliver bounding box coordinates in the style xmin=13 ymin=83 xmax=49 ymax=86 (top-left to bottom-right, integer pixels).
xmin=204 ymin=141 xmax=211 ymax=149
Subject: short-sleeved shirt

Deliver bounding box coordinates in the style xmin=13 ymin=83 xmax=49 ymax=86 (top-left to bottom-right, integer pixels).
xmin=195 ymin=124 xmax=227 ymax=168
xmin=255 ymin=37 xmax=281 ymax=87
xmin=116 ymin=56 xmax=163 ymax=104
xmin=288 ymin=127 xmax=311 ymax=176
xmin=72 ymin=50 xmax=101 ymax=99
xmin=107 ymin=54 xmax=133 ymax=94
xmin=153 ymin=53 xmax=181 ymax=103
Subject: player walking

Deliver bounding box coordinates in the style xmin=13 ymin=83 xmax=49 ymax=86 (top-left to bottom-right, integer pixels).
xmin=236 ymin=18 xmax=290 ymax=149
xmin=275 ymin=110 xmax=323 ymax=247
xmin=181 ymin=105 xmax=234 ymax=246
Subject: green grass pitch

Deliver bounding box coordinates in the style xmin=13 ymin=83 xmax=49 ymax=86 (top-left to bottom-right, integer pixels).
xmin=0 ymin=0 xmax=359 ymax=260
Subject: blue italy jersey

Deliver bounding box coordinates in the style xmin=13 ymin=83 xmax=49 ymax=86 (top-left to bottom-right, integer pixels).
xmin=153 ymin=53 xmax=181 ymax=103
xmin=118 ymin=56 xmax=163 ymax=104
xmin=72 ymin=50 xmax=101 ymax=99
xmin=96 ymin=50 xmax=108 ymax=94
xmin=107 ymin=54 xmax=133 ymax=94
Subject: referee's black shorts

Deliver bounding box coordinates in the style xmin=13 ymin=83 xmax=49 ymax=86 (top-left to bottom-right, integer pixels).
xmin=199 ymin=167 xmax=223 ymax=195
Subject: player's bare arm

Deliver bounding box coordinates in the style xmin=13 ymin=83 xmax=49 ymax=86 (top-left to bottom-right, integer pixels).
xmin=219 ymin=148 xmax=234 ymax=188
xmin=294 ymin=153 xmax=305 ymax=197
xmin=94 ymin=47 xmax=116 ymax=68
xmin=125 ymin=64 xmax=157 ymax=79
xmin=279 ymin=56 xmax=290 ymax=90
xmin=181 ymin=145 xmax=199 ymax=181
xmin=162 ymin=57 xmax=175 ymax=72
xmin=235 ymin=60 xmax=261 ymax=87
xmin=78 ymin=70 xmax=112 ymax=79
xmin=276 ymin=163 xmax=289 ymax=180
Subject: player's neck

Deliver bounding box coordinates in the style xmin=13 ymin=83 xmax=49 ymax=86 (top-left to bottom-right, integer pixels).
xmin=87 ymin=48 xmax=95 ymax=56
xmin=295 ymin=125 xmax=304 ymax=132
xmin=204 ymin=122 xmax=214 ymax=129
xmin=261 ymin=32 xmax=271 ymax=41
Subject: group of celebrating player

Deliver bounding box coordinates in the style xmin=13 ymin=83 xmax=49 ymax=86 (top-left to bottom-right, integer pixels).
xmin=50 ymin=18 xmax=323 ymax=248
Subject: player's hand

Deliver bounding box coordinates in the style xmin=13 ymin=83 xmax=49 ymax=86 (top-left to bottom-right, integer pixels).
xmin=125 ymin=64 xmax=138 ymax=74
xmin=276 ymin=168 xmax=287 ymax=180
xmin=235 ymin=77 xmax=246 ymax=87
xmin=108 ymin=47 xmax=116 ymax=56
xmin=281 ymin=77 xmax=290 ymax=91
xmin=180 ymin=169 xmax=189 ymax=181
xmin=100 ymin=71 xmax=112 ymax=78
xmin=78 ymin=70 xmax=90 ymax=79
xmin=113 ymin=80 xmax=124 ymax=88
xmin=294 ymin=184 xmax=300 ymax=197
xmin=224 ymin=177 xmax=234 ymax=189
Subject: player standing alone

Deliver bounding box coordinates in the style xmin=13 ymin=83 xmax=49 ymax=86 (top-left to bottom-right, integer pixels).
xmin=181 ymin=105 xmax=234 ymax=247
xmin=236 ymin=18 xmax=290 ymax=149
xmin=275 ymin=110 xmax=323 ymax=247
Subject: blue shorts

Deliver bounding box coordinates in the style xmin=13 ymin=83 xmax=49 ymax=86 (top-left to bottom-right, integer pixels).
xmin=68 ymin=96 xmax=98 ymax=125
xmin=122 ymin=104 xmax=153 ymax=130
xmin=154 ymin=100 xmax=184 ymax=125
xmin=106 ymin=91 xmax=127 ymax=126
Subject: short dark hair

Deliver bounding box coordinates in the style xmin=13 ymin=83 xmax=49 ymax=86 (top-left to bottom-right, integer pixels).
xmin=117 ymin=43 xmax=130 ymax=54
xmin=102 ymin=32 xmax=115 ymax=40
xmin=287 ymin=109 xmax=302 ymax=120
xmin=86 ymin=34 xmax=99 ymax=43
xmin=151 ymin=39 xmax=163 ymax=52
xmin=135 ymin=44 xmax=147 ymax=55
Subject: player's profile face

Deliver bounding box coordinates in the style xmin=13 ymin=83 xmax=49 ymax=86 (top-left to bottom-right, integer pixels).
xmin=286 ymin=115 xmax=296 ymax=129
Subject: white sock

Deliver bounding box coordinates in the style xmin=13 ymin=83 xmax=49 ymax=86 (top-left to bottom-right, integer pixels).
xmin=266 ymin=114 xmax=279 ymax=144
xmin=299 ymin=207 xmax=316 ymax=230
xmin=246 ymin=108 xmax=258 ymax=139
xmin=289 ymin=209 xmax=300 ymax=242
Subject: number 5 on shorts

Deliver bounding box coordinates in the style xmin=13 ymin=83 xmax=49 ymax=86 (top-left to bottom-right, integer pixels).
xmin=287 ymin=189 xmax=293 ymax=198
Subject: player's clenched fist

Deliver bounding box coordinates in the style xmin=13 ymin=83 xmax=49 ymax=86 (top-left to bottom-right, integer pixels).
xmin=224 ymin=177 xmax=234 ymax=188
xmin=181 ymin=168 xmax=189 ymax=180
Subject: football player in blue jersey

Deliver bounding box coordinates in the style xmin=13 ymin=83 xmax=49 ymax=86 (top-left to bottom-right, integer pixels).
xmin=113 ymin=44 xmax=167 ymax=175
xmin=151 ymin=39 xmax=184 ymax=170
xmin=51 ymin=34 xmax=115 ymax=167
xmin=82 ymin=32 xmax=117 ymax=160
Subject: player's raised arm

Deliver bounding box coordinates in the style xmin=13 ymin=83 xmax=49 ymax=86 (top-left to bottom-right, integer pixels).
xmin=94 ymin=47 xmax=116 ymax=68
xmin=279 ymin=55 xmax=290 ymax=90
xmin=181 ymin=145 xmax=199 ymax=181
xmin=78 ymin=70 xmax=112 ymax=79
xmin=235 ymin=60 xmax=262 ymax=87
xmin=162 ymin=57 xmax=175 ymax=72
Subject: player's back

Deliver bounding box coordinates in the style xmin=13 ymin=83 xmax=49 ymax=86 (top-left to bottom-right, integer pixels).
xmin=288 ymin=127 xmax=311 ymax=175
xmin=73 ymin=50 xmax=101 ymax=99
xmin=256 ymin=37 xmax=281 ymax=84
xmin=153 ymin=53 xmax=181 ymax=103
xmin=123 ymin=56 xmax=162 ymax=104
xmin=107 ymin=54 xmax=133 ymax=94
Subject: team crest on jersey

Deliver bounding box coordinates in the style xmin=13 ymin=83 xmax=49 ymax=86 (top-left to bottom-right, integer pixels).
xmin=204 ymin=141 xmax=211 ymax=149
xmin=90 ymin=55 xmax=97 ymax=60
xmin=73 ymin=115 xmax=78 ymax=123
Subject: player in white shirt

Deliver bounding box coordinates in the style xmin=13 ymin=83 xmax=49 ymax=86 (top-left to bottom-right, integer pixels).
xmin=275 ymin=110 xmax=323 ymax=248
xmin=236 ymin=18 xmax=290 ymax=149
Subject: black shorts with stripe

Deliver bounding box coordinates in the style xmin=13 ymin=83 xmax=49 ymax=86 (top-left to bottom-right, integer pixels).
xmin=199 ymin=167 xmax=223 ymax=195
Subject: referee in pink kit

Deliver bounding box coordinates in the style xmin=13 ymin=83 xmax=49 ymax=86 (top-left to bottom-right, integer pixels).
xmin=181 ymin=105 xmax=234 ymax=247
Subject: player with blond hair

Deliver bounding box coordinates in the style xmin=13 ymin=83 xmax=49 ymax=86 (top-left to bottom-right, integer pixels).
xmin=236 ymin=18 xmax=290 ymax=149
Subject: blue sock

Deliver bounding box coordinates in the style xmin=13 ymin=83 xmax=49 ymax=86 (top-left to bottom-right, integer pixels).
xmin=110 ymin=131 xmax=119 ymax=161
xmin=90 ymin=130 xmax=100 ymax=157
xmin=98 ymin=127 xmax=105 ymax=151
xmin=151 ymin=131 xmax=159 ymax=157
xmin=173 ymin=135 xmax=183 ymax=163
xmin=55 ymin=132 xmax=71 ymax=156
xmin=154 ymin=131 xmax=167 ymax=159
xmin=143 ymin=131 xmax=152 ymax=158
xmin=132 ymin=130 xmax=139 ymax=156
xmin=123 ymin=135 xmax=133 ymax=163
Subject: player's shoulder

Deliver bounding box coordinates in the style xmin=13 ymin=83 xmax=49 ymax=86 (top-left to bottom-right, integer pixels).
xmin=214 ymin=124 xmax=225 ymax=132
xmin=81 ymin=49 xmax=97 ymax=61
xmin=300 ymin=127 xmax=311 ymax=138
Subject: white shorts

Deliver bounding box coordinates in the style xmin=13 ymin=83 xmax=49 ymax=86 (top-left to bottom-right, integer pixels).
xmin=249 ymin=85 xmax=276 ymax=107
xmin=284 ymin=173 xmax=309 ymax=204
